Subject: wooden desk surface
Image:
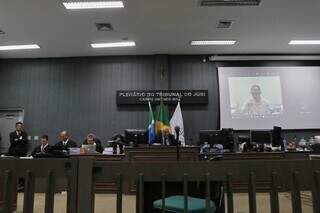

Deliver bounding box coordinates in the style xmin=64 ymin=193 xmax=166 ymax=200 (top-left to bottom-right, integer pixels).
xmin=124 ymin=145 xmax=199 ymax=161
xmin=70 ymin=149 xmax=310 ymax=162
xmin=200 ymin=151 xmax=311 ymax=161
xmin=70 ymin=154 xmax=125 ymax=161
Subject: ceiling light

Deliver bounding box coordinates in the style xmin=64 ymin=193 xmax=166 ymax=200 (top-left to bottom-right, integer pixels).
xmin=199 ymin=0 xmax=261 ymax=6
xmin=217 ymin=20 xmax=234 ymax=29
xmin=289 ymin=40 xmax=320 ymax=45
xmin=190 ymin=40 xmax=237 ymax=45
xmin=63 ymin=1 xmax=124 ymax=9
xmin=95 ymin=23 xmax=113 ymax=31
xmin=91 ymin=41 xmax=136 ymax=48
xmin=0 ymin=44 xmax=40 ymax=51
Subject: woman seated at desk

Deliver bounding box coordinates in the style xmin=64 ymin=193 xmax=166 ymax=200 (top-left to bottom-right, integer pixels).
xmin=81 ymin=133 xmax=104 ymax=153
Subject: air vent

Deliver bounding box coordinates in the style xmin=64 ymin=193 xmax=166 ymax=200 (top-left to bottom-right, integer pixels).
xmin=217 ymin=20 xmax=233 ymax=28
xmin=199 ymin=0 xmax=261 ymax=6
xmin=95 ymin=23 xmax=113 ymax=31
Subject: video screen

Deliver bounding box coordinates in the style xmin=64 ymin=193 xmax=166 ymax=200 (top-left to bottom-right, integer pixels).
xmin=218 ymin=66 xmax=320 ymax=129
xmin=228 ymin=76 xmax=283 ymax=118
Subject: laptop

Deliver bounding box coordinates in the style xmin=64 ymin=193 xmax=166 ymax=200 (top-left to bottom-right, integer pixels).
xmin=81 ymin=144 xmax=96 ymax=154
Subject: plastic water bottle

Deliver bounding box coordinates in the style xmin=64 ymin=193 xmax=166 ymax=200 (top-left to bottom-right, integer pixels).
xmin=116 ymin=145 xmax=120 ymax=154
xmin=283 ymin=138 xmax=287 ymax=151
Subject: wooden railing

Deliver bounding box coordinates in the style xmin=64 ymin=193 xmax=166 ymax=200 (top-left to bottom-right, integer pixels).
xmin=1 ymin=158 xmax=320 ymax=213
xmin=77 ymin=159 xmax=320 ymax=213
xmin=0 ymin=158 xmax=78 ymax=213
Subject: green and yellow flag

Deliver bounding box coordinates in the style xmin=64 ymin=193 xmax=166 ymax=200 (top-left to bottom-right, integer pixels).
xmin=155 ymin=99 xmax=170 ymax=133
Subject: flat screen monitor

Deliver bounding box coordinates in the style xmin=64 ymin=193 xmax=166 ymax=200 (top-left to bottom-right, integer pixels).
xmin=272 ymin=126 xmax=282 ymax=147
xmin=220 ymin=128 xmax=234 ymax=151
xmin=199 ymin=130 xmax=221 ymax=145
xmin=250 ymin=130 xmax=271 ymax=144
xmin=124 ymin=129 xmax=148 ymax=145
xmin=199 ymin=129 xmax=234 ymax=151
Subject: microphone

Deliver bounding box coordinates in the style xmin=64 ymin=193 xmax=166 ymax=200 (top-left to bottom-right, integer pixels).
xmin=174 ymin=126 xmax=180 ymax=135
xmin=174 ymin=126 xmax=180 ymax=144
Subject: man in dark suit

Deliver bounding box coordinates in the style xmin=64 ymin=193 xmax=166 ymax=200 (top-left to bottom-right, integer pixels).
xmin=152 ymin=127 xmax=177 ymax=146
xmin=54 ymin=130 xmax=77 ymax=150
xmin=82 ymin=133 xmax=104 ymax=153
xmin=8 ymin=122 xmax=28 ymax=156
xmin=31 ymin=135 xmax=51 ymax=156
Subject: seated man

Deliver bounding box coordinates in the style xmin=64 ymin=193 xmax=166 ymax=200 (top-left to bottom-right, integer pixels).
xmin=82 ymin=133 xmax=104 ymax=153
xmin=54 ymin=130 xmax=77 ymax=150
xmin=31 ymin=135 xmax=51 ymax=156
xmin=152 ymin=127 xmax=177 ymax=146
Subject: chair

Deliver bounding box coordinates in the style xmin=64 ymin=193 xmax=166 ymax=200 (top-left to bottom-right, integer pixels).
xmin=152 ymin=181 xmax=224 ymax=213
xmin=153 ymin=195 xmax=216 ymax=213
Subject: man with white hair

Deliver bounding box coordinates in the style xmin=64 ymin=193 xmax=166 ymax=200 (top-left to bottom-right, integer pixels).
xmin=152 ymin=127 xmax=177 ymax=146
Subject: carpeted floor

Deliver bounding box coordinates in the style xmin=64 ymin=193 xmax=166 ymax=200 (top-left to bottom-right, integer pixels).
xmin=14 ymin=192 xmax=313 ymax=213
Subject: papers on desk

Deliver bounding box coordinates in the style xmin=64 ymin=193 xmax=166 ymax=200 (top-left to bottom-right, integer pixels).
xmin=103 ymin=147 xmax=114 ymax=155
xmin=0 ymin=154 xmax=14 ymax=158
xmin=19 ymin=156 xmax=34 ymax=159
xmin=69 ymin=148 xmax=81 ymax=155
xmin=152 ymin=143 xmax=161 ymax=146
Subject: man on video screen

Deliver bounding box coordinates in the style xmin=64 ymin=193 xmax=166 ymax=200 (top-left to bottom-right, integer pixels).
xmin=242 ymin=84 xmax=271 ymax=115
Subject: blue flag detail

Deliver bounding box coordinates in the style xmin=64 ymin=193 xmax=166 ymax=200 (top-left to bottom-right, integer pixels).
xmin=147 ymin=101 xmax=155 ymax=144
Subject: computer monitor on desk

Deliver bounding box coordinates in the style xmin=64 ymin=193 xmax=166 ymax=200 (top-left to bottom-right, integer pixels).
xmin=250 ymin=130 xmax=272 ymax=145
xmin=124 ymin=129 xmax=147 ymax=146
xmin=199 ymin=130 xmax=221 ymax=145
xmin=199 ymin=129 xmax=234 ymax=152
xmin=220 ymin=128 xmax=234 ymax=151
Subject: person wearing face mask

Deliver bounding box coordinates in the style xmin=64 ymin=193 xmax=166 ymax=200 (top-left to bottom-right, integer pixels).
xmin=8 ymin=122 xmax=29 ymax=156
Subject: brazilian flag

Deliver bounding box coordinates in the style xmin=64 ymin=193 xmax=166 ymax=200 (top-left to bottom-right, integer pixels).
xmin=155 ymin=99 xmax=170 ymax=134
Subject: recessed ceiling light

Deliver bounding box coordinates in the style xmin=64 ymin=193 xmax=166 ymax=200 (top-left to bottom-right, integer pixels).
xmin=63 ymin=1 xmax=124 ymax=9
xmin=0 ymin=44 xmax=40 ymax=51
xmin=190 ymin=40 xmax=237 ymax=45
xmin=95 ymin=23 xmax=113 ymax=31
xmin=217 ymin=20 xmax=234 ymax=29
xmin=289 ymin=40 xmax=320 ymax=45
xmin=91 ymin=41 xmax=136 ymax=48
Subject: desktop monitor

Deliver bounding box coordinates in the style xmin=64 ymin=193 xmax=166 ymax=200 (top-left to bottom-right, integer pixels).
xmin=124 ymin=129 xmax=148 ymax=145
xmin=250 ymin=130 xmax=272 ymax=145
xmin=199 ymin=130 xmax=221 ymax=145
xmin=199 ymin=129 xmax=235 ymax=151
xmin=272 ymin=126 xmax=283 ymax=147
xmin=220 ymin=128 xmax=235 ymax=151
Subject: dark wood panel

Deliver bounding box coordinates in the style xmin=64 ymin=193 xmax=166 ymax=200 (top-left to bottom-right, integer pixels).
xmin=125 ymin=146 xmax=199 ymax=161
xmin=0 ymin=56 xmax=155 ymax=148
